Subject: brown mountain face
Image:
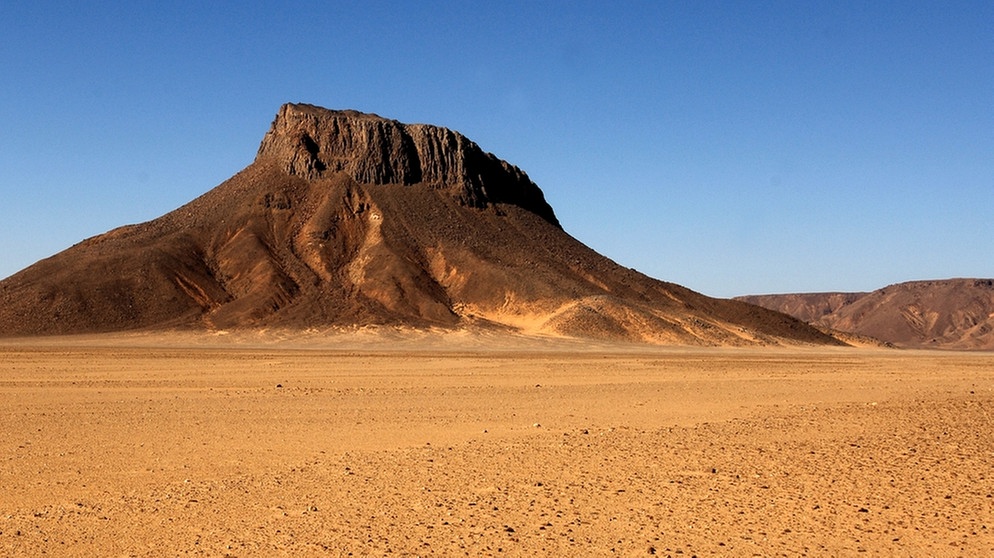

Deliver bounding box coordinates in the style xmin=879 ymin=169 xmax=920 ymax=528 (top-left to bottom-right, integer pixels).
xmin=735 ymin=293 xmax=868 ymax=325
xmin=0 ymin=103 xmax=839 ymax=346
xmin=737 ymin=279 xmax=994 ymax=350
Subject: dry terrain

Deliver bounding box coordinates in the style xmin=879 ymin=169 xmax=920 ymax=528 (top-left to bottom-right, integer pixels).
xmin=1 ymin=331 xmax=992 ymax=556
xmin=737 ymin=279 xmax=994 ymax=350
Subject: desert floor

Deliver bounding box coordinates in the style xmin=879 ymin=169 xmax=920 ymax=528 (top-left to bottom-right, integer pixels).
xmin=1 ymin=331 xmax=992 ymax=557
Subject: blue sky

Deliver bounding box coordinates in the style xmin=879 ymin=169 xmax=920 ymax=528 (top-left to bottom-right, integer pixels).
xmin=1 ymin=1 xmax=991 ymax=297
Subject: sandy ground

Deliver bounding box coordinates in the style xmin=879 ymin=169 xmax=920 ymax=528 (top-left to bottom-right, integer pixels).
xmin=1 ymin=331 xmax=992 ymax=556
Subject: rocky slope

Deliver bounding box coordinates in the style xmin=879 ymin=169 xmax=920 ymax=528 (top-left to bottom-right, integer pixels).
xmin=737 ymin=279 xmax=994 ymax=350
xmin=0 ymin=103 xmax=839 ymax=346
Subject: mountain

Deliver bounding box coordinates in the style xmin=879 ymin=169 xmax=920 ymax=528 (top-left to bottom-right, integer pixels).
xmin=0 ymin=103 xmax=840 ymax=346
xmin=737 ymin=279 xmax=994 ymax=350
xmin=736 ymin=293 xmax=868 ymax=325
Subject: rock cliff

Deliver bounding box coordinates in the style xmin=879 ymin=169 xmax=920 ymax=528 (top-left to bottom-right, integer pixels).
xmin=256 ymin=104 xmax=559 ymax=226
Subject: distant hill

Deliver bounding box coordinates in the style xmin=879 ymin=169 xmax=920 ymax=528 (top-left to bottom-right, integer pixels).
xmin=0 ymin=103 xmax=840 ymax=347
xmin=737 ymin=279 xmax=994 ymax=350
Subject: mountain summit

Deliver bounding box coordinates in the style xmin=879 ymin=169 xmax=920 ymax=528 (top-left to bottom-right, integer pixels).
xmin=0 ymin=103 xmax=838 ymax=345
xmin=256 ymin=104 xmax=559 ymax=226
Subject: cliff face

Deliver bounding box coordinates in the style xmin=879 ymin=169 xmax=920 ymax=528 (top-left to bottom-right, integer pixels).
xmin=256 ymin=103 xmax=559 ymax=226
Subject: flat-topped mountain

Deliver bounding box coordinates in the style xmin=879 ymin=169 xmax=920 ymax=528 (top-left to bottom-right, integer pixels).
xmin=0 ymin=103 xmax=839 ymax=346
xmin=256 ymin=105 xmax=559 ymax=226
xmin=738 ymin=279 xmax=994 ymax=350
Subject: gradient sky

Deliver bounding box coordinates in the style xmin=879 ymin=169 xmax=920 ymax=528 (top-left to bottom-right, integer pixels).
xmin=2 ymin=2 xmax=991 ymax=297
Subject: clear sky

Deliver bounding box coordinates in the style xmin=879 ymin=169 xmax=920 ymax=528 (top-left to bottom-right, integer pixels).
xmin=1 ymin=2 xmax=991 ymax=297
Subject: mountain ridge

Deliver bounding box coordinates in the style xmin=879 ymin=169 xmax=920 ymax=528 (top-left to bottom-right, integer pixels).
xmin=737 ymin=278 xmax=994 ymax=350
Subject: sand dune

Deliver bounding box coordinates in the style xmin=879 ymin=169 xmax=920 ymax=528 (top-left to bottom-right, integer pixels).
xmin=2 ymin=332 xmax=991 ymax=556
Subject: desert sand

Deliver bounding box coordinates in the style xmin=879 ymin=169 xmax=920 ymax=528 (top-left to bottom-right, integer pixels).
xmin=1 ymin=331 xmax=992 ymax=556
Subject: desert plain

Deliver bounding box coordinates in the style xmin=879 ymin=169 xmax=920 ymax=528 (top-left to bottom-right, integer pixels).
xmin=1 ymin=330 xmax=992 ymax=557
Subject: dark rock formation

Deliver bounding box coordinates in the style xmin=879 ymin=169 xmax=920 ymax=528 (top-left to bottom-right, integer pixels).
xmin=256 ymin=104 xmax=559 ymax=226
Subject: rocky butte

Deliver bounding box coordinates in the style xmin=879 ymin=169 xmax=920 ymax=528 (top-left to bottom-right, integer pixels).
xmin=0 ymin=103 xmax=839 ymax=346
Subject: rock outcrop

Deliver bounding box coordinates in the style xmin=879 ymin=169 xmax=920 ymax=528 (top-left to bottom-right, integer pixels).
xmin=256 ymin=104 xmax=559 ymax=226
xmin=0 ymin=103 xmax=840 ymax=346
